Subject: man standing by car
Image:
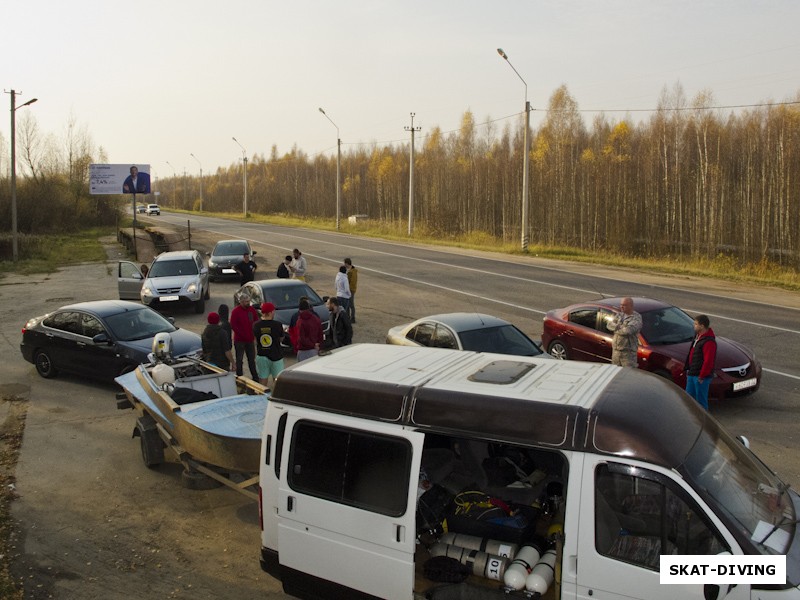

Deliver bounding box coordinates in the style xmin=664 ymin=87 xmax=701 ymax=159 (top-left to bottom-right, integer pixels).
xmin=230 ymin=293 xmax=259 ymax=379
xmin=289 ymin=248 xmax=307 ymax=281
xmin=253 ymin=302 xmax=284 ymax=388
xmin=326 ymin=297 xmax=352 ymax=348
xmin=296 ymin=298 xmax=323 ymax=361
xmin=235 ymin=252 xmax=257 ymax=286
xmin=685 ymin=314 xmax=717 ymax=410
xmin=202 ymin=312 xmax=233 ymax=371
xmin=607 ymin=297 xmax=642 ymax=368
xmin=344 ymin=258 xmax=358 ymax=324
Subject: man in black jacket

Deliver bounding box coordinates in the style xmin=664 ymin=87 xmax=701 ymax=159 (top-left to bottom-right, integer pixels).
xmin=326 ymin=297 xmax=353 ymax=348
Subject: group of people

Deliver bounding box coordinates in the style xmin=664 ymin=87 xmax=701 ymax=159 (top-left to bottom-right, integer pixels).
xmin=609 ymin=297 xmax=717 ymax=410
xmin=200 ymin=252 xmax=361 ymax=385
xmin=201 ymin=297 xmax=284 ymax=389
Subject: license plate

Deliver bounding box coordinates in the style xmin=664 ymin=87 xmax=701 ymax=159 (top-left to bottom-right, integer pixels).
xmin=160 ymin=295 xmax=180 ymax=302
xmin=222 ymin=268 xmax=237 ymax=274
xmin=733 ymin=378 xmax=757 ymax=391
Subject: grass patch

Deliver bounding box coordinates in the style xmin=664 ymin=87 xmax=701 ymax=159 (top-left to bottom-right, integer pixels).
xmin=0 ymin=397 xmax=26 ymax=600
xmin=0 ymin=228 xmax=113 ymax=276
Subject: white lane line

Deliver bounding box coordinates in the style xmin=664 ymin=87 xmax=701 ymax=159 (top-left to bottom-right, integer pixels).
xmin=764 ymin=368 xmax=800 ymax=381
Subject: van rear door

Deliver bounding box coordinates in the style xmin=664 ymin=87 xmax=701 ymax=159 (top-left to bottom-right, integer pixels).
xmin=277 ymin=409 xmax=423 ymax=599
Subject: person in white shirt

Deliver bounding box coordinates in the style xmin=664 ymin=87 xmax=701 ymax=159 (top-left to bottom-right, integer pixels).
xmin=334 ymin=265 xmax=351 ymax=311
xmin=289 ymin=248 xmax=307 ymax=281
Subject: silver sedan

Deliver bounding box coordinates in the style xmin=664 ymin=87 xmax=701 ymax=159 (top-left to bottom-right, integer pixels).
xmin=386 ymin=312 xmax=546 ymax=357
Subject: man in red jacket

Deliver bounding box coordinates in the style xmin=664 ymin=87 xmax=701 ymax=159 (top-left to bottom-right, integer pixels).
xmin=230 ymin=292 xmax=259 ymax=379
xmin=685 ymin=314 xmax=717 ymax=410
xmin=296 ymin=298 xmax=323 ymax=362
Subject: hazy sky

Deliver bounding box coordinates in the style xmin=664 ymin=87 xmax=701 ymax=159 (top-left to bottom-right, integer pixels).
xmin=4 ymin=0 xmax=799 ymax=179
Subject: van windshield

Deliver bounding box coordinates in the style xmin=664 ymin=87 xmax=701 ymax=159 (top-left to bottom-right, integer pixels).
xmin=683 ymin=420 xmax=795 ymax=557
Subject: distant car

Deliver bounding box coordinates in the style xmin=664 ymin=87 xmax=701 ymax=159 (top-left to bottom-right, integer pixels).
xmin=207 ymin=239 xmax=256 ymax=282
xmin=136 ymin=205 xmax=146 ymax=214
xmin=20 ymin=300 xmax=202 ymax=381
xmin=541 ymin=296 xmax=762 ymax=400
xmin=386 ymin=312 xmax=546 ymax=357
xmin=235 ymin=279 xmax=330 ymax=349
xmin=118 ymin=250 xmax=210 ymax=313
xmin=145 ymin=204 xmax=160 ymax=216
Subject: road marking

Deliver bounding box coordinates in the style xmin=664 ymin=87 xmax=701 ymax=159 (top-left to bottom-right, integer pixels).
xmin=764 ymin=368 xmax=800 ymax=381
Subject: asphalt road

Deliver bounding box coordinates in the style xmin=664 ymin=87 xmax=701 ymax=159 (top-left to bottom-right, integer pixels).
xmin=3 ymin=213 xmax=799 ymax=598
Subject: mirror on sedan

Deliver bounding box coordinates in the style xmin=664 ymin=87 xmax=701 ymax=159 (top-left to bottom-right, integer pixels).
xmin=92 ymin=332 xmax=111 ymax=345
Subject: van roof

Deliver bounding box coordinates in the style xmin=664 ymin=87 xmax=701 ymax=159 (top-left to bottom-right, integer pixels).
xmin=272 ymin=344 xmax=707 ymax=469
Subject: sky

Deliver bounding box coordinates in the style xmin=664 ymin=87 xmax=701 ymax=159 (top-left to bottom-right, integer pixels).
xmin=3 ymin=0 xmax=799 ymax=180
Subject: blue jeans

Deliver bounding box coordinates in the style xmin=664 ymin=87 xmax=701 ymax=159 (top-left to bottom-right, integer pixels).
xmin=686 ymin=375 xmax=711 ymax=410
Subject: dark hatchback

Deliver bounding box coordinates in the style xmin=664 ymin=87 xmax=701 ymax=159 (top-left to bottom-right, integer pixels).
xmin=207 ymin=239 xmax=256 ymax=281
xmin=541 ymin=296 xmax=762 ymax=400
xmin=20 ymin=300 xmax=203 ymax=381
xmin=235 ymin=279 xmax=330 ymax=349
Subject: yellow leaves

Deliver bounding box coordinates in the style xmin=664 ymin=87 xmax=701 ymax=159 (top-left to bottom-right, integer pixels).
xmin=581 ymin=148 xmax=596 ymax=163
xmin=602 ymin=121 xmax=632 ymax=162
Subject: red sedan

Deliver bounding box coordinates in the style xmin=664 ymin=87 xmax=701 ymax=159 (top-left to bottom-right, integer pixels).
xmin=541 ymin=297 xmax=762 ymax=400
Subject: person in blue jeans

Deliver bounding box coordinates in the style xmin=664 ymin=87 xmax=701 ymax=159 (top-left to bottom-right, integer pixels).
xmin=685 ymin=314 xmax=717 ymax=410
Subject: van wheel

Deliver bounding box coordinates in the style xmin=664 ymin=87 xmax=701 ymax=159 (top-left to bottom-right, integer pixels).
xmin=194 ymin=297 xmax=206 ymax=314
xmin=548 ymin=341 xmax=569 ymax=360
xmin=34 ymin=349 xmax=59 ymax=378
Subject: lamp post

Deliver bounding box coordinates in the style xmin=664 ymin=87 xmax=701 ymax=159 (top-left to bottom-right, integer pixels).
xmin=318 ymin=107 xmax=341 ymax=230
xmin=232 ymin=137 xmax=248 ymax=216
xmin=497 ymin=48 xmax=531 ymax=252
xmin=166 ymin=161 xmax=177 ymax=207
xmin=7 ymin=90 xmax=38 ymax=262
xmin=190 ymin=153 xmax=203 ymax=211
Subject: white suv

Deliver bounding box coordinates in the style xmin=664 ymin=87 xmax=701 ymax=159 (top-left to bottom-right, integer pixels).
xmin=145 ymin=204 xmax=160 ymax=216
xmin=140 ymin=250 xmax=210 ymax=313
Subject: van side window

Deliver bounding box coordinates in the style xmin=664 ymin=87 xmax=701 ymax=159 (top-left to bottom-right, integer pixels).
xmin=288 ymin=421 xmax=412 ymax=517
xmin=595 ymin=463 xmax=727 ymax=571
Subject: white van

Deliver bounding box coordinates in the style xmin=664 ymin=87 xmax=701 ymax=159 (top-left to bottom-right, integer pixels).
xmin=259 ymin=344 xmax=799 ymax=600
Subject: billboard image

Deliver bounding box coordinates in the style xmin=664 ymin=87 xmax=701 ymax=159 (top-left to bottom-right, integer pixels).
xmin=90 ymin=164 xmax=151 ymax=195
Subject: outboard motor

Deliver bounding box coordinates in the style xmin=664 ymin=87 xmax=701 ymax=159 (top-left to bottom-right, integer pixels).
xmin=151 ymin=332 xmax=173 ymax=363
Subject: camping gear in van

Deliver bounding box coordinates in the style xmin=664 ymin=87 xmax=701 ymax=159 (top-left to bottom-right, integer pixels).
xmin=445 ymin=490 xmax=540 ymax=545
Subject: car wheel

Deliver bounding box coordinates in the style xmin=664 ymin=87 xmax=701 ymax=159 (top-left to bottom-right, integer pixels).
xmin=34 ymin=349 xmax=59 ymax=378
xmin=194 ymin=297 xmax=206 ymax=314
xmin=548 ymin=341 xmax=569 ymax=360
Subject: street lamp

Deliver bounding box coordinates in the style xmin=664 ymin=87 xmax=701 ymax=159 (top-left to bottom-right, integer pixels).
xmin=7 ymin=90 xmax=38 ymax=262
xmin=232 ymin=137 xmax=248 ymax=216
xmin=497 ymin=48 xmax=531 ymax=252
xmin=166 ymin=161 xmax=177 ymax=207
xmin=318 ymin=107 xmax=341 ymax=230
xmin=190 ymin=153 xmax=203 ymax=212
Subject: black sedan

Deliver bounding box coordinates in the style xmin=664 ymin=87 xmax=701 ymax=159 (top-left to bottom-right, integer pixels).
xmin=20 ymin=300 xmax=203 ymax=381
xmin=207 ymin=239 xmax=256 ymax=281
xmin=235 ymin=279 xmax=330 ymax=348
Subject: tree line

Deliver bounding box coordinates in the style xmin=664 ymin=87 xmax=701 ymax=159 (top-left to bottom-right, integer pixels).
xmin=2 ymin=84 xmax=799 ymax=269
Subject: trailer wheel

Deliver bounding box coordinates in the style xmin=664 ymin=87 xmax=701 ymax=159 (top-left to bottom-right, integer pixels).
xmin=181 ymin=469 xmax=223 ymax=490
xmin=135 ymin=417 xmax=164 ymax=468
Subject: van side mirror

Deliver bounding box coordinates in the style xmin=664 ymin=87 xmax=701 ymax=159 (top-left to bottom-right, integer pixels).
xmin=92 ymin=332 xmax=111 ymax=345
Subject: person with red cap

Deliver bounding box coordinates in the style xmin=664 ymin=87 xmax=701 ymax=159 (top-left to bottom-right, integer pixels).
xmin=230 ymin=292 xmax=259 ymax=379
xmin=253 ymin=302 xmax=285 ymax=388
xmin=202 ymin=311 xmax=233 ymax=370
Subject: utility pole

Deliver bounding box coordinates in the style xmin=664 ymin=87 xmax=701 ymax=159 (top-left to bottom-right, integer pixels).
xmin=183 ymin=168 xmax=187 ymax=206
xmin=6 ymin=89 xmax=38 ymax=262
xmin=405 ymin=113 xmax=421 ymax=236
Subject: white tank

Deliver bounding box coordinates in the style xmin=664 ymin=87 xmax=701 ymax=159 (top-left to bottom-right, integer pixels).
xmin=429 ymin=543 xmax=508 ymax=581
xmin=503 ymin=544 xmax=541 ymax=590
xmin=439 ymin=532 xmax=518 ymax=558
xmin=152 ymin=363 xmax=176 ymax=386
xmin=525 ymin=548 xmax=557 ymax=595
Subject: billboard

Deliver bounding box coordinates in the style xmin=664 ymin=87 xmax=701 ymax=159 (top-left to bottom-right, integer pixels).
xmin=90 ymin=163 xmax=151 ymax=195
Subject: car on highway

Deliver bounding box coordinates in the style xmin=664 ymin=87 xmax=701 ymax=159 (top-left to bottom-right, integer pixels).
xmin=541 ymin=296 xmax=762 ymax=399
xmin=20 ymin=300 xmax=202 ymax=381
xmin=386 ymin=312 xmax=547 ymax=356
xmin=118 ymin=250 xmax=210 ymax=313
xmin=207 ymin=239 xmax=256 ymax=282
xmin=136 ymin=204 xmax=146 ymax=214
xmin=145 ymin=203 xmax=160 ymax=216
xmin=235 ymin=279 xmax=330 ymax=349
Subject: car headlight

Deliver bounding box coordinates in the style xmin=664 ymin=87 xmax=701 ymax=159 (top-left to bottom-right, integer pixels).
xmin=142 ymin=285 xmax=153 ymax=297
xmin=187 ymin=282 xmax=198 ymax=294
xmin=208 ymin=259 xmax=217 ymax=267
